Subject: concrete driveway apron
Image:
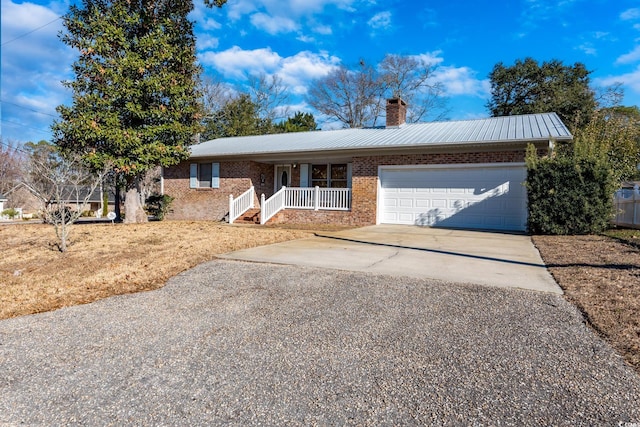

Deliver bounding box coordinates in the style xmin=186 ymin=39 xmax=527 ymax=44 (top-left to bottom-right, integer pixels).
xmin=220 ymin=225 xmax=562 ymax=294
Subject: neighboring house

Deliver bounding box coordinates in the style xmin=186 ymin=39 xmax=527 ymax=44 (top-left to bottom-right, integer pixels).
xmin=0 ymin=193 xmax=7 ymax=213
xmin=55 ymin=186 xmax=116 ymax=216
xmin=163 ymin=99 xmax=573 ymax=231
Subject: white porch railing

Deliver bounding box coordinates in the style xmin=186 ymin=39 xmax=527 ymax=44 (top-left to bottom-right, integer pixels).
xmin=260 ymin=186 xmax=352 ymax=225
xmin=285 ymin=187 xmax=351 ymax=210
xmin=613 ymin=185 xmax=640 ymax=229
xmin=229 ymin=186 xmax=255 ymax=224
xmin=260 ymin=186 xmax=286 ymax=225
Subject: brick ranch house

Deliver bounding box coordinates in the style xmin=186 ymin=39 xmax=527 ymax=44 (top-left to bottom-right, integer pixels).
xmin=163 ymin=99 xmax=572 ymax=232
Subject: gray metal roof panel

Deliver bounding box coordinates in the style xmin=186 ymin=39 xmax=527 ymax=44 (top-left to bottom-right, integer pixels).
xmin=189 ymin=112 xmax=572 ymax=158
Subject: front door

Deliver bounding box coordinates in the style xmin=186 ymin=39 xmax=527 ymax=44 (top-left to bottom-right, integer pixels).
xmin=275 ymin=165 xmax=291 ymax=192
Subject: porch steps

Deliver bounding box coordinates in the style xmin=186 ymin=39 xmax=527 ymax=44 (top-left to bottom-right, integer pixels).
xmin=234 ymin=208 xmax=261 ymax=224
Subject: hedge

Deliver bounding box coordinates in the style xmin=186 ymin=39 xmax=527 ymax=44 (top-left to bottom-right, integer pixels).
xmin=526 ymin=152 xmax=616 ymax=235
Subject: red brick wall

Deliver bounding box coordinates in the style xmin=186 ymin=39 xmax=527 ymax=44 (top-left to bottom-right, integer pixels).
xmin=166 ymin=150 xmax=526 ymax=224
xmin=164 ymin=160 xmax=274 ymax=221
xmin=268 ymin=209 xmax=355 ymax=225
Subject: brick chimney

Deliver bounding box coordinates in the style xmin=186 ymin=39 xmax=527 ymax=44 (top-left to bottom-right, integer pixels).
xmin=386 ymin=98 xmax=407 ymax=128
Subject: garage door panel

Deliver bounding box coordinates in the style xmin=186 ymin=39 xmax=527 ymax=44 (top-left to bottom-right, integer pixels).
xmin=431 ymin=199 xmax=447 ymax=208
xmin=398 ymin=198 xmax=414 ymax=208
xmin=380 ymin=166 xmax=527 ymax=231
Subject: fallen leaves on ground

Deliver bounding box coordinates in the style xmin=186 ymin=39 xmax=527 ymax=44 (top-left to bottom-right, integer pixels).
xmin=533 ymin=234 xmax=640 ymax=372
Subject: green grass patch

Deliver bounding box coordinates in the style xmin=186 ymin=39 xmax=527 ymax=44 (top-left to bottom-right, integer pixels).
xmin=602 ymin=228 xmax=640 ymax=249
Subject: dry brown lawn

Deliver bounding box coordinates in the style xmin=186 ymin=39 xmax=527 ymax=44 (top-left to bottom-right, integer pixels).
xmin=0 ymin=221 xmax=321 ymax=319
xmin=533 ymin=231 xmax=640 ymax=373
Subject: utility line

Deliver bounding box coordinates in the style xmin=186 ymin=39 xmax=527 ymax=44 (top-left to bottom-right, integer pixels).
xmin=0 ymin=138 xmax=32 ymax=155
xmin=1 ymin=16 xmax=63 ymax=47
xmin=1 ymin=118 xmax=53 ymax=136
xmin=0 ymin=100 xmax=59 ymax=118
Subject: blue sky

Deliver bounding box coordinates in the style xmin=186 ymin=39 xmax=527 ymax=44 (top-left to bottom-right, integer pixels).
xmin=2 ymin=0 xmax=640 ymax=143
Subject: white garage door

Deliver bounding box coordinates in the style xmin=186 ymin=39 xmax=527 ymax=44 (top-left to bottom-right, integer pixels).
xmin=379 ymin=164 xmax=527 ymax=231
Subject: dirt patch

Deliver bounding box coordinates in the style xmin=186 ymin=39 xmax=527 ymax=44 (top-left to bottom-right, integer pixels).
xmin=0 ymin=221 xmax=323 ymax=319
xmin=533 ymin=234 xmax=640 ymax=372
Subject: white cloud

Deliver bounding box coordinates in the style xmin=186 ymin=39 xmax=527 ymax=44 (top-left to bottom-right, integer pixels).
xmin=596 ymin=66 xmax=640 ymax=94
xmin=279 ymin=51 xmax=341 ymax=94
xmin=226 ymin=0 xmax=259 ymax=21
xmin=199 ymin=47 xmax=340 ymax=93
xmin=201 ymin=18 xmax=222 ymax=31
xmin=576 ymin=43 xmax=597 ymax=56
xmin=367 ymin=11 xmax=392 ymax=30
xmin=296 ymin=34 xmax=316 ymax=43
xmin=225 ymin=0 xmax=357 ymax=21
xmin=250 ymin=12 xmax=298 ymax=34
xmin=621 ymin=8 xmax=640 ymax=21
xmin=616 ymin=46 xmax=640 ymax=65
xmin=199 ymin=46 xmax=283 ymax=78
xmin=413 ymin=51 xmax=445 ymax=66
xmin=199 ymin=38 xmax=220 ymax=50
xmin=313 ymin=24 xmax=333 ymax=35
xmin=432 ymin=66 xmax=489 ymax=97
xmin=517 ymin=0 xmax=580 ymax=37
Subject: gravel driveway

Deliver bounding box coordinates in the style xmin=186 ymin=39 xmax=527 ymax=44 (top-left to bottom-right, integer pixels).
xmin=1 ymin=260 xmax=639 ymax=425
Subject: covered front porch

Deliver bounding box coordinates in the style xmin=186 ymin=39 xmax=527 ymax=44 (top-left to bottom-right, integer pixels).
xmin=228 ymin=160 xmax=353 ymax=225
xmin=229 ymin=185 xmax=352 ymax=225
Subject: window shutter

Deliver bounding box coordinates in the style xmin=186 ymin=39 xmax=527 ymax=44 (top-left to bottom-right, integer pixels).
xmin=190 ymin=164 xmax=198 ymax=188
xmin=347 ymin=163 xmax=353 ymax=188
xmin=299 ymin=164 xmax=309 ymax=187
xmin=211 ymin=162 xmax=220 ymax=188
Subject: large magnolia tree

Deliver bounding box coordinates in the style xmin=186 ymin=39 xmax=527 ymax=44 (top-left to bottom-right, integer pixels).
xmin=53 ymin=0 xmax=225 ymax=223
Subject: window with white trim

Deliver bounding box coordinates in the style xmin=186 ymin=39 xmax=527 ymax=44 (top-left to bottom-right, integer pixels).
xmin=310 ymin=163 xmax=350 ymax=188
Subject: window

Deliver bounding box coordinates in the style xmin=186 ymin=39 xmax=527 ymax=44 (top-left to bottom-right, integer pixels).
xmin=311 ymin=163 xmax=350 ymax=188
xmin=311 ymin=164 xmax=328 ymax=188
xmin=199 ymin=163 xmax=212 ymax=188
xmin=190 ymin=163 xmax=220 ymax=188
xmin=330 ymin=164 xmax=348 ymax=188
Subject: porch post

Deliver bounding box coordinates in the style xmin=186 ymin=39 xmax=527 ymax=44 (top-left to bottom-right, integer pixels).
xmin=229 ymin=194 xmax=234 ymax=224
xmin=314 ymin=186 xmax=320 ymax=211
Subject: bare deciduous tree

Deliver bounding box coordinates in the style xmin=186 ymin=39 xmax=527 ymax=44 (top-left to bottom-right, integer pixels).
xmin=307 ymin=62 xmax=383 ymax=128
xmin=379 ymin=54 xmax=448 ymax=122
xmin=0 ymin=138 xmax=25 ymax=201
xmin=200 ymin=76 xmax=236 ymax=118
xmin=248 ymin=73 xmax=291 ymax=122
xmin=307 ymin=55 xmax=448 ymax=128
xmin=22 ymin=152 xmax=107 ymax=252
xmin=594 ymin=82 xmax=625 ymax=110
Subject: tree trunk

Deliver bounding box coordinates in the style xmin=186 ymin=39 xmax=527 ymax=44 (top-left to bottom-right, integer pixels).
xmin=123 ymin=177 xmax=148 ymax=224
xmin=115 ymin=184 xmax=122 ymax=222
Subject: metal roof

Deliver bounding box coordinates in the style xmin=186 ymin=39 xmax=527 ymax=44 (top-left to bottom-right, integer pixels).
xmin=190 ymin=112 xmax=572 ymax=159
